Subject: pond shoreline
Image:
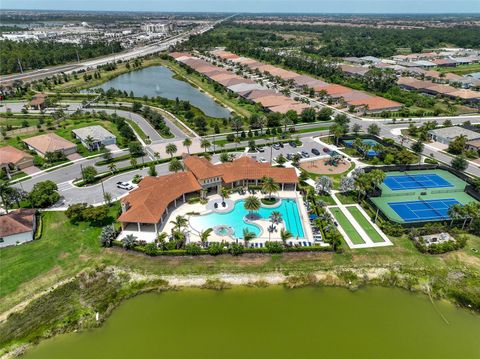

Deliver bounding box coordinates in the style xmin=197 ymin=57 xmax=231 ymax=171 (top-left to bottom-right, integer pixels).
xmin=1 ymin=264 xmax=479 ymax=358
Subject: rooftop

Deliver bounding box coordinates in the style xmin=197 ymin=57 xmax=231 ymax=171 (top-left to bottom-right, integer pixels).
xmin=0 ymin=209 xmax=36 ymax=237
xmin=72 ymin=125 xmax=116 ymax=141
xmin=0 ymin=145 xmax=33 ymax=166
xmin=23 ymin=133 xmax=76 ymax=154
xmin=429 ymin=126 xmax=480 ymax=140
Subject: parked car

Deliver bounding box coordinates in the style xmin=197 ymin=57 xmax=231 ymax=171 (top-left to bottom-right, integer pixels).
xmin=289 ymin=141 xmax=297 ymax=148
xmin=301 ymin=151 xmax=310 ymax=158
xmin=117 ymin=181 xmax=134 ymax=190
xmin=286 ymin=153 xmax=294 ymax=160
xmin=311 ymin=148 xmax=320 ymax=156
xmin=272 ymin=144 xmax=280 ymax=150
xmin=323 ymin=147 xmax=330 ymax=153
xmin=257 ymin=147 xmax=265 ymax=153
xmin=279 ymin=142 xmax=284 ymax=148
xmin=259 ymin=157 xmax=267 ymax=163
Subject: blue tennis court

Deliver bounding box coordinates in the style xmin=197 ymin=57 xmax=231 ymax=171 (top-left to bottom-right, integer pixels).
xmin=384 ymin=174 xmax=453 ymax=191
xmin=389 ymin=198 xmax=460 ymax=222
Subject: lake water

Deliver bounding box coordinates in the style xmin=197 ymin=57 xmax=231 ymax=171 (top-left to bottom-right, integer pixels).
xmin=23 ymin=287 xmax=480 ymax=359
xmin=92 ymin=66 xmax=231 ymax=118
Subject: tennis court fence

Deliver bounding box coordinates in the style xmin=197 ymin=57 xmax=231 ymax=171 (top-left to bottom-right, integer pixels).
xmin=430 ymin=188 xmax=464 ymax=195
xmin=382 ymin=191 xmax=416 ymax=198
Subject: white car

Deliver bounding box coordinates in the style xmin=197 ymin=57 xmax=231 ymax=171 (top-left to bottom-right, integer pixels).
xmin=259 ymin=157 xmax=268 ymax=163
xmin=117 ymin=181 xmax=134 ymax=190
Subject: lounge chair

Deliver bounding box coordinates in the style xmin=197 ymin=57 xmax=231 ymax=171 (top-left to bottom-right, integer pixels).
xmin=214 ymin=203 xmax=218 ymax=209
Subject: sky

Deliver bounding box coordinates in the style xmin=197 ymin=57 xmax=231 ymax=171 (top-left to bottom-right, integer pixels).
xmin=2 ymin=0 xmax=480 ymax=14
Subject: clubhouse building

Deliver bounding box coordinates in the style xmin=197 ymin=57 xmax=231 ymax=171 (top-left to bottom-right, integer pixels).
xmin=118 ymin=156 xmax=298 ymax=234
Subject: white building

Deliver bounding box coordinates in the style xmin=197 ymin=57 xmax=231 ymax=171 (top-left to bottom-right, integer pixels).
xmin=0 ymin=209 xmax=37 ymax=248
xmin=141 ymin=22 xmax=176 ymax=34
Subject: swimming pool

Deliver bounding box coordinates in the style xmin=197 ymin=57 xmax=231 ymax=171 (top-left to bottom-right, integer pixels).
xmin=189 ymin=199 xmax=305 ymax=239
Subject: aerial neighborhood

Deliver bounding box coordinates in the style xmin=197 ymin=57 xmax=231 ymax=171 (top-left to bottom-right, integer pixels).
xmin=0 ymin=8 xmax=479 ymax=358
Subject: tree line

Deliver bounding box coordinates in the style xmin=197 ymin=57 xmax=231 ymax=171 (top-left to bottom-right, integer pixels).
xmin=0 ymin=40 xmax=123 ymax=75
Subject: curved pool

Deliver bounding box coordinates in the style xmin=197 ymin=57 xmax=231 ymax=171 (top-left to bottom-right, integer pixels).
xmin=189 ymin=199 xmax=305 ymax=239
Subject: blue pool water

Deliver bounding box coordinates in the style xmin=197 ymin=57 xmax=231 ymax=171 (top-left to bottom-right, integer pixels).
xmin=189 ymin=199 xmax=305 ymax=239
xmin=344 ymin=139 xmax=381 ymax=157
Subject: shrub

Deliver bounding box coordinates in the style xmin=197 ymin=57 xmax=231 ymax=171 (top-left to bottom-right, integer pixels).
xmin=229 ymin=243 xmax=244 ymax=256
xmin=99 ymin=225 xmax=117 ymax=247
xmin=265 ymin=241 xmax=284 ymax=253
xmin=29 ymin=180 xmax=60 ymax=208
xmin=185 ymin=243 xmax=202 ymax=255
xmin=207 ymin=242 xmax=224 ymax=256
xmin=65 ymin=203 xmax=89 ymax=222
xmin=144 ymin=242 xmax=158 ymax=256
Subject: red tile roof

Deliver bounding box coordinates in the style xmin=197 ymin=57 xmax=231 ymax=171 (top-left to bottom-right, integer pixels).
xmin=119 ymin=172 xmax=202 ymax=224
xmin=184 ymin=156 xmax=223 ymax=180
xmin=0 ymin=146 xmax=33 ymax=166
xmin=0 ymin=209 xmax=36 ymax=237
xmin=348 ymin=97 xmax=402 ymax=111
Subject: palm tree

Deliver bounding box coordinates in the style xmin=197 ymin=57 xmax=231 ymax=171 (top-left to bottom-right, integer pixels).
xmin=230 ymin=116 xmax=243 ymax=137
xmin=84 ymin=135 xmax=95 ymax=151
xmin=269 ymin=211 xmax=283 ymax=225
xmin=280 ymin=229 xmax=292 ymax=245
xmin=108 ymin=163 xmax=117 ymax=173
xmin=200 ymin=139 xmax=211 ymax=153
xmin=244 ymin=195 xmax=261 ymax=216
xmin=369 ymin=170 xmax=386 ymax=189
xmin=0 ymin=180 xmax=11 ymax=213
xmin=166 ymin=143 xmax=177 ymax=158
xmin=122 ymin=234 xmax=137 ymax=250
xmin=220 ymin=187 xmax=230 ymax=201
xmin=199 ymin=228 xmax=213 ymax=246
xmin=156 ymin=231 xmax=168 ymax=247
xmin=169 ymin=158 xmax=184 ymax=173
xmin=182 ymin=138 xmax=192 ymax=154
xmin=262 ymin=176 xmax=280 ymax=200
xmin=130 ymin=157 xmax=137 ymax=168
xmin=242 ymin=228 xmax=256 ymax=247
xmin=448 ymin=204 xmax=463 ymax=227
xmin=170 ymin=215 xmax=188 ymax=233
xmin=282 ymin=116 xmax=293 ymax=133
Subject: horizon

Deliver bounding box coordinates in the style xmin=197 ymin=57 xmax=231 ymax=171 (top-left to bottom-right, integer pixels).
xmin=2 ymin=0 xmax=480 ymax=14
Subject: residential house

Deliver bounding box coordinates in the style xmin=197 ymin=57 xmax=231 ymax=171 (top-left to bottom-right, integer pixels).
xmin=0 ymin=209 xmax=37 ymax=248
xmin=23 ymin=133 xmax=77 ymax=158
xmin=72 ymin=125 xmax=117 ymax=151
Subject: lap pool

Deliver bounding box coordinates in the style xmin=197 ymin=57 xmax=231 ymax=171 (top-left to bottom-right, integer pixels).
xmin=189 ymin=199 xmax=305 ymax=239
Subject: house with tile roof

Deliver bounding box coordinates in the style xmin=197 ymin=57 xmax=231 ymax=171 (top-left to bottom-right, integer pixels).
xmin=23 ymin=133 xmax=77 ymax=158
xmin=0 ymin=146 xmax=34 ymax=173
xmin=0 ymin=209 xmax=37 ymax=248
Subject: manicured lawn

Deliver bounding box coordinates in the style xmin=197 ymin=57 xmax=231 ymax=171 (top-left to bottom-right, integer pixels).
xmin=336 ymin=193 xmax=357 ymax=205
xmin=347 ymin=206 xmax=385 ymax=243
xmin=125 ymin=119 xmax=151 ymax=144
xmin=329 ymin=207 xmax=365 ymax=245
xmin=0 ymin=208 xmax=118 ymax=311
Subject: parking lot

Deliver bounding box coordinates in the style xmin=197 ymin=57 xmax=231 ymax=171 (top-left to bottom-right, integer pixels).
xmin=250 ymin=137 xmax=329 ymax=163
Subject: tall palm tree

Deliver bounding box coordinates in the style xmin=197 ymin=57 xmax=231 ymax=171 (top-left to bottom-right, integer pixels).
xmin=165 ymin=143 xmax=177 ymax=158
xmin=448 ymin=204 xmax=463 ymax=227
xmin=269 ymin=211 xmax=283 ymax=225
xmin=199 ymin=228 xmax=213 ymax=246
xmin=244 ymin=195 xmax=261 ymax=216
xmin=282 ymin=116 xmax=293 ymax=133
xmin=84 ymin=135 xmax=95 ymax=150
xmin=108 ymin=162 xmax=117 ymax=173
xmin=130 ymin=157 xmax=137 ymax=168
xmin=182 ymin=138 xmax=192 ymax=154
xmin=221 ymin=187 xmax=230 ymax=201
xmin=169 ymin=158 xmax=184 ymax=173
xmin=280 ymin=228 xmax=292 ymax=245
xmin=200 ymin=139 xmax=211 ymax=153
xmin=170 ymin=215 xmax=188 ymax=233
xmin=369 ymin=170 xmax=386 ymax=189
xmin=230 ymin=116 xmax=243 ymax=137
xmin=262 ymin=176 xmax=280 ymax=200
xmin=242 ymin=228 xmax=256 ymax=247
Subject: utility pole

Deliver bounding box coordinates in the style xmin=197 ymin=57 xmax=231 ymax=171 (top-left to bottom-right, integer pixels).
xmin=76 ymin=50 xmax=80 ymax=63
xmin=101 ymin=179 xmax=106 ymax=202
xmin=17 ymin=59 xmax=23 ymax=74
xmin=80 ymin=164 xmax=85 ymax=182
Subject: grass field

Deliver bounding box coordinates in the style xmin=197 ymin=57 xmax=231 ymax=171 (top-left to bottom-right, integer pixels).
xmin=347 ymin=206 xmax=385 ymax=243
xmin=329 ymin=207 xmax=365 ymax=245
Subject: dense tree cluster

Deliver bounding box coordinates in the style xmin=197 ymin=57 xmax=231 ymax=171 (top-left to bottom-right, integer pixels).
xmin=0 ymin=40 xmax=122 ymax=75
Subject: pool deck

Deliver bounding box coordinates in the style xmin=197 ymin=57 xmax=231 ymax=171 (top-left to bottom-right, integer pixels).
xmin=118 ymin=190 xmax=316 ymax=245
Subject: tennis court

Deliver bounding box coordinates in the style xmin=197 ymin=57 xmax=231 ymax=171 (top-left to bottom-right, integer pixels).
xmin=384 ymin=173 xmax=453 ymax=191
xmin=389 ymin=198 xmax=460 ymax=222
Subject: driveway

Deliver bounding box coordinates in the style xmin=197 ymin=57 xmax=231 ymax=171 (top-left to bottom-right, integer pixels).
xmin=21 ymin=166 xmax=41 ymax=175
xmin=66 ymin=153 xmax=84 ymax=161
